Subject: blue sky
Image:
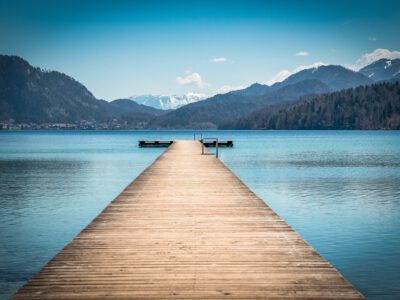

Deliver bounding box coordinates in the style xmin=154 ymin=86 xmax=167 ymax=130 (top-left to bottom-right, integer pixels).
xmin=1 ymin=0 xmax=400 ymax=100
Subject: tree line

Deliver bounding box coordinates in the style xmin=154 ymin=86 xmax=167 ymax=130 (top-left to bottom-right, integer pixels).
xmin=221 ymin=82 xmax=400 ymax=130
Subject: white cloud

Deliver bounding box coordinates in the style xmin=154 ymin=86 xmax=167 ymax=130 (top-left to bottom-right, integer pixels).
xmin=295 ymin=51 xmax=310 ymax=57
xmin=176 ymin=72 xmax=206 ymax=88
xmin=210 ymin=57 xmax=227 ymax=63
xmin=348 ymin=48 xmax=400 ymax=71
xmin=214 ymin=85 xmax=245 ymax=95
xmin=265 ymin=61 xmax=328 ymax=85
xmin=368 ymin=37 xmax=377 ymax=42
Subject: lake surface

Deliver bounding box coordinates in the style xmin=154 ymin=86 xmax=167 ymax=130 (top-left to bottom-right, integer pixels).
xmin=0 ymin=130 xmax=399 ymax=299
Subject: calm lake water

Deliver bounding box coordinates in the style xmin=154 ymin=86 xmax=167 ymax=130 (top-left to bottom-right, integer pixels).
xmin=0 ymin=130 xmax=399 ymax=299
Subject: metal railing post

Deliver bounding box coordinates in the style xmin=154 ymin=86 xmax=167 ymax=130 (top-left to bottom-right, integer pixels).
xmin=216 ymin=138 xmax=219 ymax=158
xmin=194 ymin=133 xmax=203 ymax=141
xmin=201 ymin=137 xmax=220 ymax=159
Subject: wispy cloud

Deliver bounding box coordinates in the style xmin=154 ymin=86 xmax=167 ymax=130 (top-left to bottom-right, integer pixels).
xmin=295 ymin=51 xmax=310 ymax=57
xmin=368 ymin=37 xmax=377 ymax=42
xmin=210 ymin=57 xmax=227 ymax=63
xmin=214 ymin=85 xmax=245 ymax=95
xmin=266 ymin=62 xmax=328 ymax=85
xmin=176 ymin=72 xmax=207 ymax=88
xmin=346 ymin=48 xmax=400 ymax=70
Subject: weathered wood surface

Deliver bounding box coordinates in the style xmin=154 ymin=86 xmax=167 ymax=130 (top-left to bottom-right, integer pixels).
xmin=13 ymin=141 xmax=364 ymax=299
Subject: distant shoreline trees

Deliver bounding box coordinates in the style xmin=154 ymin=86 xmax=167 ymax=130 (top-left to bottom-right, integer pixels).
xmin=221 ymin=82 xmax=400 ymax=130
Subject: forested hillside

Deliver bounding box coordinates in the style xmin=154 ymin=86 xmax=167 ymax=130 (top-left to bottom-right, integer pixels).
xmin=149 ymin=79 xmax=331 ymax=129
xmin=221 ymin=82 xmax=400 ymax=130
xmin=0 ymin=55 xmax=166 ymax=128
xmin=2 ymin=54 xmax=400 ymax=130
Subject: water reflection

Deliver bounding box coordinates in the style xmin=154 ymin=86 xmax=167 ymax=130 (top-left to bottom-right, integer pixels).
xmin=0 ymin=132 xmax=164 ymax=299
xmin=0 ymin=131 xmax=399 ymax=299
xmin=220 ymin=131 xmax=400 ymax=300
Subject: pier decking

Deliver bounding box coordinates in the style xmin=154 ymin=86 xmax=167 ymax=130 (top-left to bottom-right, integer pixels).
xmin=13 ymin=141 xmax=363 ymax=299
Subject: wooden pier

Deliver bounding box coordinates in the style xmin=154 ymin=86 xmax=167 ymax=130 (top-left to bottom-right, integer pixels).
xmin=13 ymin=141 xmax=363 ymax=299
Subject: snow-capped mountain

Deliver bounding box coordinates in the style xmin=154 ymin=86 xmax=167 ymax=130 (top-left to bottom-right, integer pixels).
xmin=129 ymin=93 xmax=207 ymax=110
xmin=359 ymin=58 xmax=400 ymax=82
xmin=233 ymin=65 xmax=372 ymax=97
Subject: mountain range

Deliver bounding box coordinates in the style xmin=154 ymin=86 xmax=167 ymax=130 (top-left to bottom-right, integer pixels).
xmin=359 ymin=58 xmax=400 ymax=82
xmin=232 ymin=64 xmax=372 ymax=98
xmin=148 ymin=63 xmax=397 ymax=129
xmin=221 ymin=82 xmax=400 ymax=130
xmin=0 ymin=54 xmax=399 ymax=130
xmin=149 ymin=78 xmax=331 ymax=129
xmin=0 ymin=55 xmax=166 ymax=127
xmin=129 ymin=93 xmax=207 ymax=110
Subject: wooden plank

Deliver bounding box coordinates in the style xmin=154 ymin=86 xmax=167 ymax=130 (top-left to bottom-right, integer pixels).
xmin=12 ymin=141 xmax=364 ymax=299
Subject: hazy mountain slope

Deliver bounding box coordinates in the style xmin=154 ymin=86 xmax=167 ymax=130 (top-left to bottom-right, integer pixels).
xmin=148 ymin=93 xmax=260 ymax=129
xmin=0 ymin=55 xmax=110 ymax=123
xmin=0 ymin=55 xmax=164 ymax=124
xmin=231 ymin=65 xmax=372 ymax=98
xmin=108 ymin=99 xmax=166 ymax=117
xmin=258 ymin=79 xmax=330 ymax=106
xmin=359 ymin=58 xmax=400 ymax=82
xmin=390 ymin=73 xmax=400 ymax=83
xmin=232 ymin=83 xmax=270 ymax=97
xmin=149 ymin=79 xmax=330 ymax=129
xmin=222 ymin=82 xmax=400 ymax=130
xmin=272 ymin=65 xmax=372 ymax=91
xmin=154 ymin=65 xmax=371 ymax=129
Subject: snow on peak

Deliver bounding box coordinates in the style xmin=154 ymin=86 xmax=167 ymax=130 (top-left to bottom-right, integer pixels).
xmin=129 ymin=93 xmax=207 ymax=110
xmin=266 ymin=61 xmax=328 ymax=85
xmin=384 ymin=60 xmax=392 ymax=69
xmin=351 ymin=49 xmax=400 ymax=71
